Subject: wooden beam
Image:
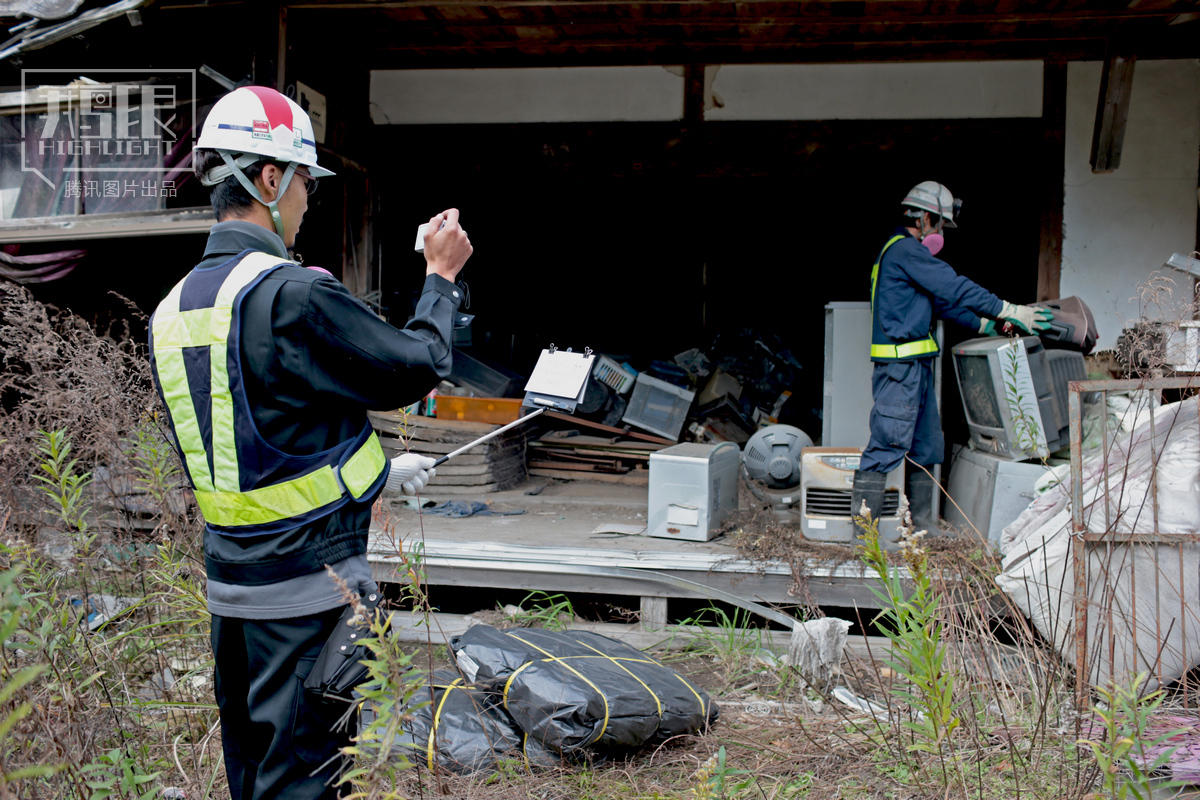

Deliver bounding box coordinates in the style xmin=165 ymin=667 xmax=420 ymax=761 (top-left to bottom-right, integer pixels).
xmin=277 ymin=4 xmax=289 ymax=92
xmin=365 ymin=33 xmax=1115 ymax=54
xmin=1037 ymin=60 xmax=1066 ymax=302
xmin=1089 ymin=51 xmax=1136 ymax=173
xmin=683 ymin=62 xmax=704 ymax=123
xmin=282 ymin=0 xmax=1188 ymax=21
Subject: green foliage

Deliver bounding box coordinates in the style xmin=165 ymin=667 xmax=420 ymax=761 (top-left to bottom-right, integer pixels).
xmin=858 ymin=510 xmax=960 ymax=766
xmin=0 ymin=564 xmax=63 ymax=792
xmin=1001 ymin=341 xmax=1044 ymax=459
xmin=1077 ymin=673 xmax=1185 ymax=800
xmin=338 ymin=605 xmax=426 ymax=799
xmin=676 ymin=605 xmax=764 ymax=664
xmin=508 ymin=590 xmax=576 ymax=631
xmin=34 ymin=428 xmax=93 ymax=540
xmin=691 ymin=745 xmax=755 ymax=799
xmin=124 ymin=412 xmax=182 ymax=513
xmin=79 ymin=747 xmax=163 ymax=800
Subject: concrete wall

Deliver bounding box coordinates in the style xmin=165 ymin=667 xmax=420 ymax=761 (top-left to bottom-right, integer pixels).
xmin=706 ymin=62 xmax=1042 ymax=120
xmin=369 ymin=67 xmax=683 ymax=124
xmin=1061 ymin=59 xmax=1200 ymax=351
xmin=370 ymin=61 xmax=1042 ymax=124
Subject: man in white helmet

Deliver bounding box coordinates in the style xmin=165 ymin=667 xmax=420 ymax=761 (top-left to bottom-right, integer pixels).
xmin=851 ymin=181 xmax=1053 ymax=536
xmin=148 ymin=86 xmax=473 ymax=799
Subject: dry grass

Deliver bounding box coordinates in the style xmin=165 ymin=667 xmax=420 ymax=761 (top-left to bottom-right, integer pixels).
xmin=1 ymin=281 xmax=1186 ymax=799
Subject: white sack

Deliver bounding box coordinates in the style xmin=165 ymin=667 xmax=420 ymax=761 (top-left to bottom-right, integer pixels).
xmin=995 ymin=398 xmax=1200 ymax=690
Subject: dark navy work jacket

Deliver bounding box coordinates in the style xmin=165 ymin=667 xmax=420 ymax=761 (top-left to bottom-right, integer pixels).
xmin=871 ymin=230 xmax=1003 ymax=362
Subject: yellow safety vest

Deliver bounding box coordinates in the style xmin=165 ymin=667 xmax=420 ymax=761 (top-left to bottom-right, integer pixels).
xmin=150 ymin=251 xmax=387 ymax=531
xmin=869 ymin=235 xmax=939 ymax=361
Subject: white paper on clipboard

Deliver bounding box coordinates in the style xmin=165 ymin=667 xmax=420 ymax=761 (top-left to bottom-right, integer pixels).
xmin=523 ymin=349 xmax=594 ymax=401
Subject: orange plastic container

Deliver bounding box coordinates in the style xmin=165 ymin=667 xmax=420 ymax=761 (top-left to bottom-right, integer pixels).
xmin=435 ymin=396 xmax=523 ymax=424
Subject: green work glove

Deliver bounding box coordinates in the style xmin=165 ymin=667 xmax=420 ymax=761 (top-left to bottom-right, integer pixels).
xmin=978 ymin=318 xmax=1000 ymax=336
xmin=998 ymin=301 xmax=1054 ymax=334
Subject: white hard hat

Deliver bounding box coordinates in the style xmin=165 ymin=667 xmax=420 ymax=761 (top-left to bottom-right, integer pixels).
xmin=196 ymin=86 xmax=334 ymax=185
xmin=902 ymin=181 xmax=959 ymax=228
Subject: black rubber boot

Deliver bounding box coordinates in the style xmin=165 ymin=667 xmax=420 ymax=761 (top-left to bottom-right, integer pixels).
xmin=850 ymin=469 xmax=887 ymax=538
xmin=905 ymin=469 xmax=938 ymax=534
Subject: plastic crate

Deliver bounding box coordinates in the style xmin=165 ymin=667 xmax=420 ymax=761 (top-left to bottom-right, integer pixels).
xmin=621 ymin=373 xmax=695 ymax=440
xmin=592 ymin=355 xmax=637 ymax=395
xmin=436 ymin=396 xmax=523 ymax=424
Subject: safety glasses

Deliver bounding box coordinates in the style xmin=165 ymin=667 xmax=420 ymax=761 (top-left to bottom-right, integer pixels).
xmin=293 ymin=169 xmax=319 ymax=196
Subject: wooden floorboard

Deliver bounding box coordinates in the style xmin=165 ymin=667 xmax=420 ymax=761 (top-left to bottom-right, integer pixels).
xmin=368 ymin=478 xmax=887 ymax=609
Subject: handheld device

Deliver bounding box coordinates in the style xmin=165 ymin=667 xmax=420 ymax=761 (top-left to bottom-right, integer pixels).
xmin=414 ymin=219 xmax=447 ymax=253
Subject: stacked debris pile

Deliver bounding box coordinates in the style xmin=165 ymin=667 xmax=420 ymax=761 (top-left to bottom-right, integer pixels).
xmin=568 ymin=333 xmax=809 ymax=447
xmin=369 ymin=412 xmax=526 ymax=494
xmin=386 ymin=625 xmax=717 ymax=773
xmin=401 ymin=330 xmax=810 ymax=445
xmin=526 ymin=411 xmax=673 ymax=486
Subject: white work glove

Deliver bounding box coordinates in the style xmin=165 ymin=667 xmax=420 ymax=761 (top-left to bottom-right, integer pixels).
xmin=385 ymin=453 xmax=437 ymax=495
xmin=998 ymin=300 xmax=1054 ymax=335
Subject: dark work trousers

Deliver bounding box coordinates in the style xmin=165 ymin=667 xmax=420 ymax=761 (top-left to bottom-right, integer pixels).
xmin=860 ymin=357 xmax=944 ymax=474
xmin=211 ymin=607 xmax=351 ymax=800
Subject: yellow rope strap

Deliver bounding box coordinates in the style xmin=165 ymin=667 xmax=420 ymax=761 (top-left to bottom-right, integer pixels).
xmin=565 ymin=652 xmax=708 ymax=720
xmin=668 ymin=671 xmax=709 ymax=720
xmin=503 ymin=633 xmax=611 ymax=743
xmin=427 ymin=678 xmax=463 ymax=770
xmin=573 ymin=638 xmax=662 ymax=719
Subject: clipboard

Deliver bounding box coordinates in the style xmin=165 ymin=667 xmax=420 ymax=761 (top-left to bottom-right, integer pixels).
xmin=430 ymin=345 xmax=594 ymax=467
xmin=522 ymin=345 xmax=595 ymax=413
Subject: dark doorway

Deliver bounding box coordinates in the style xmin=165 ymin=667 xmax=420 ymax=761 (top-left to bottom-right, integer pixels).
xmin=372 ymin=116 xmax=1045 ymax=447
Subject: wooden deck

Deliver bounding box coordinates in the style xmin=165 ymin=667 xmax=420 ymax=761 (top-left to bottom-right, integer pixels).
xmin=367 ymin=478 xmax=885 ymax=620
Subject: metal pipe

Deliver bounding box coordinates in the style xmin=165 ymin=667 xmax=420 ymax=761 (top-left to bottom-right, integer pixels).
xmin=431 ymin=407 xmax=546 ymax=467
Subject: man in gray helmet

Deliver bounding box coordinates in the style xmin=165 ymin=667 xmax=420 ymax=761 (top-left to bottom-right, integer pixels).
xmin=852 ymin=181 xmax=1053 ymax=536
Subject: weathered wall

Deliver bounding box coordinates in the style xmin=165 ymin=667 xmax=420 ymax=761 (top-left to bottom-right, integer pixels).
xmin=369 ymin=61 xmax=1043 ymax=123
xmin=370 ymin=60 xmax=1200 ymax=354
xmin=706 ymin=61 xmax=1042 ymax=120
xmin=1061 ymin=59 xmax=1200 ymax=351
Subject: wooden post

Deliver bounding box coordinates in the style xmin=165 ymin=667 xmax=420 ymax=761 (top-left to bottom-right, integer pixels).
xmin=683 ymin=64 xmax=705 ymax=124
xmin=1037 ymin=61 xmax=1067 ymax=302
xmin=1090 ymin=51 xmax=1136 ymax=174
xmin=640 ymin=596 xmax=668 ymax=631
xmin=251 ymin=2 xmax=287 ymax=91
xmin=276 ymin=5 xmax=288 ymax=92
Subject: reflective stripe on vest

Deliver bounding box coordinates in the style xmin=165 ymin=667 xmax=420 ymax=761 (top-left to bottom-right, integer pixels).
xmin=869 ymin=339 xmax=939 ymax=360
xmin=151 ymin=251 xmax=387 ymax=529
xmin=869 ymin=234 xmax=939 ymax=361
xmin=869 ymin=235 xmax=905 ymax=308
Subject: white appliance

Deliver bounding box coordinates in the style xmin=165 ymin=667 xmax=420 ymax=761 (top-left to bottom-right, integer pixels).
xmin=800 ymin=447 xmax=905 ymax=548
xmin=944 ymin=445 xmax=1046 ymax=545
xmin=822 ymin=301 xmax=944 ymax=518
xmin=822 ymin=302 xmax=876 ymax=449
xmin=647 ymin=443 xmax=740 ymax=541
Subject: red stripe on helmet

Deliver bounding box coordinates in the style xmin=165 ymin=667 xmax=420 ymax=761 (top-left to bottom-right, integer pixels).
xmin=244 ymin=86 xmax=294 ymax=133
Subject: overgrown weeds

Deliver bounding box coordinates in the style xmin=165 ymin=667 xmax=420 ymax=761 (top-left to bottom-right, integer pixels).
xmin=0 ymin=280 xmax=1189 ymax=799
xmin=0 ymin=282 xmax=217 ymax=798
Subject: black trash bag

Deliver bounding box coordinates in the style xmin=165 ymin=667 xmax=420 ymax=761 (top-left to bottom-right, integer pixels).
xmin=450 ymin=625 xmax=717 ymax=754
xmin=392 ymin=669 xmax=525 ymax=773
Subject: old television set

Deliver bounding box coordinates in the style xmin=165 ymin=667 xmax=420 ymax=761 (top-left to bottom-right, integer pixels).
xmin=952 ymin=336 xmax=1086 ymax=460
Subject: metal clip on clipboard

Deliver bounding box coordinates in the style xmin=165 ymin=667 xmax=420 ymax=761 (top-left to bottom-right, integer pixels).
xmin=431 ymin=345 xmax=594 ymax=467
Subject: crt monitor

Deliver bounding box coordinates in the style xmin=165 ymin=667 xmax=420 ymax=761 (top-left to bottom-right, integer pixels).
xmin=952 ymin=336 xmax=1085 ymax=460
